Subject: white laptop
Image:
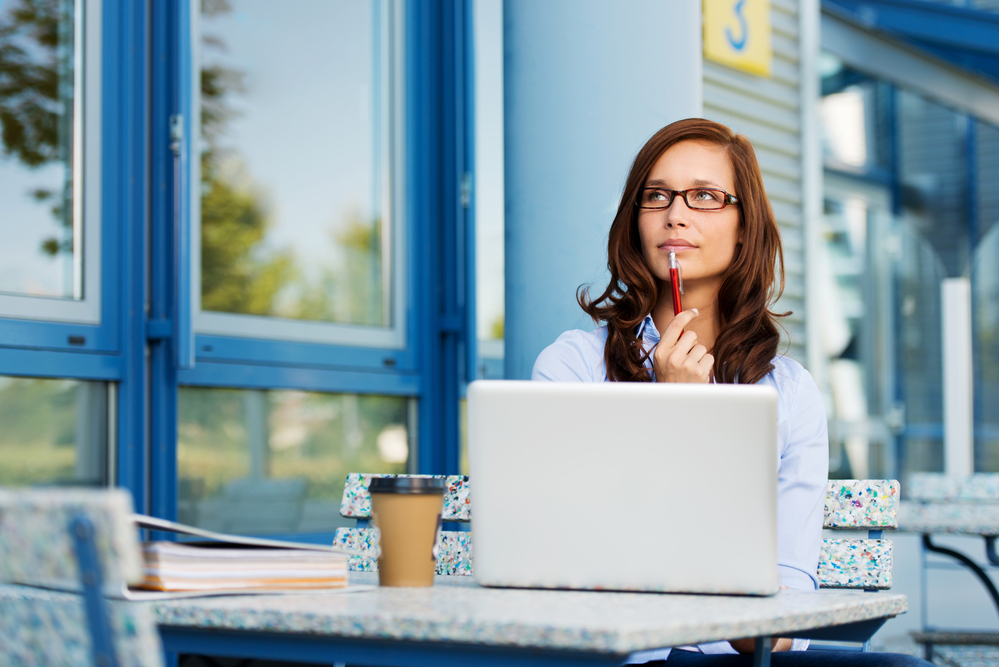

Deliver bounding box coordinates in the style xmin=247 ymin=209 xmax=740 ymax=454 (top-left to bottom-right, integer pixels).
xmin=467 ymin=380 xmax=779 ymax=596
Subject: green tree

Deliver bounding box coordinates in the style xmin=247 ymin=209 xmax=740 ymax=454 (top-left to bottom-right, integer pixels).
xmin=200 ymin=156 xmax=295 ymax=315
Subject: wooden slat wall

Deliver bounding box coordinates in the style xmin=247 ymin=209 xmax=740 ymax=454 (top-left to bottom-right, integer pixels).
xmin=703 ymin=0 xmax=807 ymax=364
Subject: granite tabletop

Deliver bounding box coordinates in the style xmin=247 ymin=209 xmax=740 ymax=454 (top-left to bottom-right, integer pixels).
xmin=148 ymin=573 xmax=905 ymax=654
xmin=0 ymin=575 xmax=908 ymax=655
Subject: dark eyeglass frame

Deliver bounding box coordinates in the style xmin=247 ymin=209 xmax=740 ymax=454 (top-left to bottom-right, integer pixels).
xmin=635 ymin=187 xmax=740 ymax=211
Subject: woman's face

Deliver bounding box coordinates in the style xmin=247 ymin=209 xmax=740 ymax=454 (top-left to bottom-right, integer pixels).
xmin=637 ymin=139 xmax=743 ymax=292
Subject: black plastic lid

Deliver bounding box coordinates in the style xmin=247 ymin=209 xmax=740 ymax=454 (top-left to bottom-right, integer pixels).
xmin=369 ymin=476 xmax=446 ymax=494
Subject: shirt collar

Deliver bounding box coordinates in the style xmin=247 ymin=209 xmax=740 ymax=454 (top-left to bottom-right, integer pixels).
xmin=637 ymin=314 xmax=659 ymax=342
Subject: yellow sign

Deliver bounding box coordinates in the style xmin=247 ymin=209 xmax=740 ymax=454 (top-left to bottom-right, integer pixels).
xmin=703 ymin=0 xmax=772 ymax=77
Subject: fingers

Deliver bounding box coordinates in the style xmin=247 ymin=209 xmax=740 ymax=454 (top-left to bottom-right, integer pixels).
xmin=696 ymin=350 xmax=715 ymax=373
xmin=654 ymin=338 xmax=715 ymax=384
xmin=661 ymin=308 xmax=700 ymax=346
xmin=652 ymin=308 xmax=715 ymax=383
xmin=669 ymin=344 xmax=712 ymax=381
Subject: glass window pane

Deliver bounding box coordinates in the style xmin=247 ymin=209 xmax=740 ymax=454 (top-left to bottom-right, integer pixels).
xmin=898 ymin=90 xmax=971 ymax=279
xmin=894 ymin=222 xmax=946 ymax=474
xmin=0 ymin=0 xmax=83 ymax=300
xmin=819 ymin=55 xmax=891 ymax=174
xmin=819 ymin=180 xmax=899 ymax=481
xmin=0 ymin=377 xmax=108 ymax=487
xmin=178 ymin=388 xmax=411 ymax=536
xmin=974 ymin=121 xmax=999 ymax=471
xmin=893 ymin=92 xmax=970 ymax=475
xmin=199 ymin=0 xmax=391 ymax=326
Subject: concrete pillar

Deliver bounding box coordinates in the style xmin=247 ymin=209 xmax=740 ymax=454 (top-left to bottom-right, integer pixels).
xmin=503 ymin=0 xmax=703 ymax=379
xmin=942 ymin=277 xmax=974 ymax=476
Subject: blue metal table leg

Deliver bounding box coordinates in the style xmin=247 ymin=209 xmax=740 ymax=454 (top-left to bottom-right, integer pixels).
xmin=754 ymin=637 xmax=771 ymax=667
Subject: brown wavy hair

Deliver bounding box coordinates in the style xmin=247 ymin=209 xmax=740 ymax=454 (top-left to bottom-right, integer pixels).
xmin=578 ymin=118 xmax=786 ymax=384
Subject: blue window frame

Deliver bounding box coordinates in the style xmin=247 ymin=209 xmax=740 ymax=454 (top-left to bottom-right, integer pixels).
xmin=0 ymin=0 xmax=475 ymax=538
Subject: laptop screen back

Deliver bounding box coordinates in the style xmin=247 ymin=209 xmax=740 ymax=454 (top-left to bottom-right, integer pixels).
xmin=467 ymin=380 xmax=779 ymax=595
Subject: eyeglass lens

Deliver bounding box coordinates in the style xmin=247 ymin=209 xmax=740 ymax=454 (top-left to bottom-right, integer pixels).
xmin=638 ymin=188 xmax=730 ymax=210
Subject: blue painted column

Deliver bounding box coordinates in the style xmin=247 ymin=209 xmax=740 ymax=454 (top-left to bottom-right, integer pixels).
xmin=410 ymin=1 xmax=472 ymax=474
xmin=114 ymin=0 xmax=151 ymax=508
xmin=503 ymin=0 xmax=703 ymax=379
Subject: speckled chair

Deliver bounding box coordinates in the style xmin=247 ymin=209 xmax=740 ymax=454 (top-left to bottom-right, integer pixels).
xmin=0 ymin=488 xmax=164 ymax=667
xmin=334 ymin=474 xmax=900 ymax=597
xmin=333 ymin=473 xmax=472 ymax=575
xmin=813 ymin=479 xmax=900 ymax=651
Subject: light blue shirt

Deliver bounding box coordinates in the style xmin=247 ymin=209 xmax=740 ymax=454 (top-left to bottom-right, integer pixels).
xmin=532 ymin=316 xmax=829 ymax=660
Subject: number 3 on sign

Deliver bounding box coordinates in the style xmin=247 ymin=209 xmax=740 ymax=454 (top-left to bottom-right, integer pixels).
xmin=726 ymin=0 xmax=748 ymax=51
xmin=703 ymin=0 xmax=772 ymax=77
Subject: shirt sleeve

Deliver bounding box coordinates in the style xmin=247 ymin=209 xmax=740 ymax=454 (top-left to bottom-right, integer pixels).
xmin=776 ymin=363 xmax=829 ymax=593
xmin=531 ymin=329 xmax=604 ymax=382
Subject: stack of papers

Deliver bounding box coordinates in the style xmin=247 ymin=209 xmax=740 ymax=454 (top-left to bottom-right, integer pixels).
xmin=130 ymin=514 xmax=351 ymax=595
xmin=138 ymin=542 xmax=348 ymax=592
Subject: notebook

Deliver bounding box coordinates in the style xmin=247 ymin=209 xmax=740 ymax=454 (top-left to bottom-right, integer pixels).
xmin=126 ymin=515 xmax=353 ymax=599
xmin=467 ymin=380 xmax=779 ymax=595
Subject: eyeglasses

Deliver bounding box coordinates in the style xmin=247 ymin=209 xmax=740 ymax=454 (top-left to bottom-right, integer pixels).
xmin=635 ymin=187 xmax=740 ymax=211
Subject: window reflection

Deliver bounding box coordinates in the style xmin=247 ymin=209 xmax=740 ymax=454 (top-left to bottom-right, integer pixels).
xmin=0 ymin=376 xmax=108 ymax=487
xmin=0 ymin=0 xmax=82 ymax=300
xmin=177 ymin=388 xmax=410 ymax=535
xmin=199 ymin=0 xmax=390 ymax=326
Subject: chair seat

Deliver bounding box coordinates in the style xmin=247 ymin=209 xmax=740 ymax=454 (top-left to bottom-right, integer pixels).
xmin=333 ymin=527 xmax=473 ymax=576
xmin=817 ymin=539 xmax=894 ymax=589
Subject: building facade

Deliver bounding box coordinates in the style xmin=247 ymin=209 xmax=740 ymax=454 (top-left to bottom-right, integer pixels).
xmin=1 ymin=0 xmax=998 ymax=547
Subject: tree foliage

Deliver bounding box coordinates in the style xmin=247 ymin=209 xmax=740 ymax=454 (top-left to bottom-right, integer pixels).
xmin=200 ymin=155 xmax=295 ymax=315
xmin=0 ymin=0 xmax=64 ymax=167
xmin=0 ymin=0 xmax=74 ymax=257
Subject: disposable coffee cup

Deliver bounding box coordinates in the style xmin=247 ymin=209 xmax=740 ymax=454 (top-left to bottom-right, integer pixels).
xmin=370 ymin=477 xmax=446 ymax=587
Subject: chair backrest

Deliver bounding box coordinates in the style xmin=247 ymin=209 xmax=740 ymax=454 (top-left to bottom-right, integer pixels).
xmin=818 ymin=479 xmax=899 ymax=590
xmin=339 ymin=473 xmax=471 ymax=522
xmin=336 ymin=473 xmax=900 ymax=590
xmin=0 ymin=488 xmax=164 ymax=667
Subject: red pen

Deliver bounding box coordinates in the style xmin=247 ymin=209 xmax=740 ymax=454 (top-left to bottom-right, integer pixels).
xmin=669 ymin=248 xmax=684 ymax=334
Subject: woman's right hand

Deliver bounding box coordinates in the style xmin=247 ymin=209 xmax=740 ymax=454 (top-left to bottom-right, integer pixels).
xmin=653 ymin=308 xmax=714 ymax=383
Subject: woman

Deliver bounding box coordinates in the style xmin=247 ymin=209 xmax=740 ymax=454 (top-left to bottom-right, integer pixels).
xmin=533 ymin=119 xmax=929 ymax=666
